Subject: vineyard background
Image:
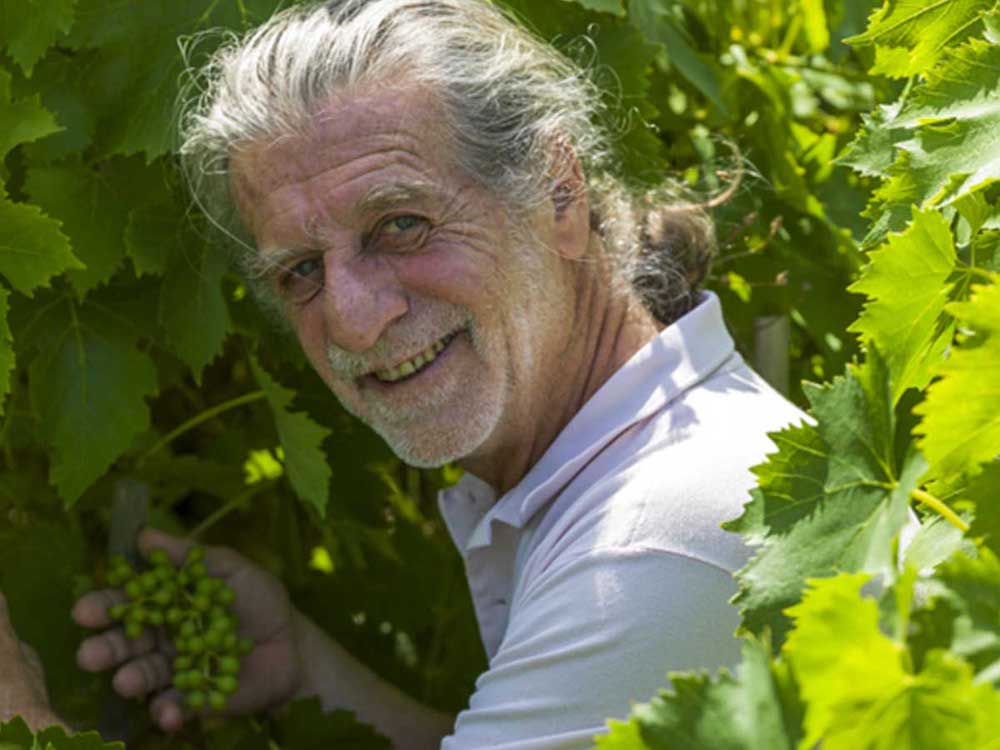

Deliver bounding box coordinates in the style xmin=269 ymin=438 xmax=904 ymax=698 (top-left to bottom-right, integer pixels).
xmin=1 ymin=0 xmax=998 ymax=748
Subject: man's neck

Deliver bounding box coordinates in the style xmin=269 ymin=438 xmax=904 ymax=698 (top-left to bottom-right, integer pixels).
xmin=459 ymin=242 xmax=663 ymax=495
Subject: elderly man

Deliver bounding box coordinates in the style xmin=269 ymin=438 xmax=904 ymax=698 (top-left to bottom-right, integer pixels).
xmin=1 ymin=0 xmax=805 ymax=747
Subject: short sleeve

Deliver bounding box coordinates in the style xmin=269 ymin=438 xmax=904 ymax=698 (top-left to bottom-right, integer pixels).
xmin=441 ymin=549 xmax=743 ymax=750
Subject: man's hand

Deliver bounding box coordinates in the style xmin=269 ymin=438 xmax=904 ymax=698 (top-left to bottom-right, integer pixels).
xmin=72 ymin=529 xmax=304 ymax=732
xmin=0 ymin=591 xmax=62 ymax=731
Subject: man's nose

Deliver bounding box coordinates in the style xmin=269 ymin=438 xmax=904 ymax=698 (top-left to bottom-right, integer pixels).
xmin=320 ymin=253 xmax=408 ymax=353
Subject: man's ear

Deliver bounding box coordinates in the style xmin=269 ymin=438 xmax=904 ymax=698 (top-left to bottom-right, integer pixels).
xmin=548 ymin=139 xmax=590 ymax=260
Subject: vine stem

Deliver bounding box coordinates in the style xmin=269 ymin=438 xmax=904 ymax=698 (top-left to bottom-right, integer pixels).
xmin=910 ymin=488 xmax=970 ymax=532
xmin=136 ymin=391 xmax=267 ymax=468
xmin=189 ymin=481 xmax=274 ymax=539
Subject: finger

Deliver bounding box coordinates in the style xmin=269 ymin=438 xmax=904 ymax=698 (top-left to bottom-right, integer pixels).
xmin=76 ymin=627 xmax=157 ymax=673
xmin=112 ymin=652 xmax=172 ymax=699
xmin=72 ymin=589 xmax=128 ymax=629
xmin=150 ymin=689 xmax=189 ymax=733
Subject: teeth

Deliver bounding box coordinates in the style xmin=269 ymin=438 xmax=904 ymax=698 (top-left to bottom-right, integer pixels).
xmin=374 ymin=332 xmax=455 ymax=383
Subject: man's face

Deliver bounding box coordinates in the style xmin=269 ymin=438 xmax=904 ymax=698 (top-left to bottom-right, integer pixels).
xmin=230 ymin=86 xmax=573 ymax=468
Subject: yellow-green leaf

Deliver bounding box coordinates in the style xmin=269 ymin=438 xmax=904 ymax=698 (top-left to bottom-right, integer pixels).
xmin=848 ymin=208 xmax=957 ymax=403
xmin=916 ymin=280 xmax=1000 ymax=480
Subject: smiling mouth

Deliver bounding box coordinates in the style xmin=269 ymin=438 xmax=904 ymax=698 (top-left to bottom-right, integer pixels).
xmin=371 ymin=330 xmax=461 ymax=384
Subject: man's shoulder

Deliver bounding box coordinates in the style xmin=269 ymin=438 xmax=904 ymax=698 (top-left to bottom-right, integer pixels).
xmin=522 ymin=360 xmax=809 ymax=577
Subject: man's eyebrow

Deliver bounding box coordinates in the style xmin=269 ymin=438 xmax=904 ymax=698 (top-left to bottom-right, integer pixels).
xmin=245 ymin=181 xmax=444 ymax=279
xmin=354 ymin=181 xmax=443 ymax=215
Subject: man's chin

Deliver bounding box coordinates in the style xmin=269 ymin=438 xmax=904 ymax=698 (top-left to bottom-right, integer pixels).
xmin=378 ymin=431 xmax=476 ymax=469
xmin=371 ymin=414 xmax=497 ymax=469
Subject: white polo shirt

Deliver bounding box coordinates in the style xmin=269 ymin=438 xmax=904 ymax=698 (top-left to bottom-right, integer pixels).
xmin=438 ymin=292 xmax=807 ymax=749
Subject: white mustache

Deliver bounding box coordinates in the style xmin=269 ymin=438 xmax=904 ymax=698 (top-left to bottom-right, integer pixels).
xmin=325 ymin=311 xmax=473 ymax=378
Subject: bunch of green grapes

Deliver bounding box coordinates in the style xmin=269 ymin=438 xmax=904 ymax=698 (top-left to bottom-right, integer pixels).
xmin=105 ymin=547 xmax=252 ymax=711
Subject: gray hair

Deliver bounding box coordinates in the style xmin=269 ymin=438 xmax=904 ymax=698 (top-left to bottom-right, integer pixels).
xmin=178 ymin=0 xmax=717 ymax=324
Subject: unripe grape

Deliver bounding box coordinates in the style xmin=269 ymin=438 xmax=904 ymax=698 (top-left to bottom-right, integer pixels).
xmin=148 ymin=549 xmax=170 ymax=567
xmin=193 ymin=594 xmax=212 ymax=612
xmin=186 ymin=670 xmax=206 ymax=689
xmin=147 ymin=610 xmax=165 ymax=626
xmin=217 ymin=656 xmax=239 ymax=675
xmin=187 ymin=635 xmax=205 ymax=653
xmin=179 ymin=620 xmax=197 ymax=639
xmin=106 ymin=569 xmax=126 ymax=587
xmin=124 ymin=580 xmax=143 ymax=599
xmin=237 ymin=637 xmax=253 ymax=655
xmin=108 ymin=603 xmax=128 ymax=620
xmin=125 ymin=621 xmax=144 ymax=640
xmin=216 ymin=587 xmax=235 ymax=606
xmin=215 ymin=675 xmax=238 ymax=695
xmin=208 ymin=691 xmax=226 ymax=711
xmin=187 ymin=561 xmax=208 ymax=579
xmin=173 ymin=655 xmax=192 ymax=671
xmin=166 ymin=607 xmax=185 ymax=625
xmin=185 ymin=691 xmax=206 ymax=710
xmin=140 ymin=571 xmax=159 ymax=593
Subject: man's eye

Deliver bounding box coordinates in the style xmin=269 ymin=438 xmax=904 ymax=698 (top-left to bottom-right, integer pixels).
xmin=278 ymin=257 xmax=323 ymax=303
xmin=289 ymin=257 xmax=322 ymax=278
xmin=381 ymin=215 xmax=425 ymax=235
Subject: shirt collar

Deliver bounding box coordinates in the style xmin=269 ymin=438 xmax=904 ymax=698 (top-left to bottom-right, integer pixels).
xmin=438 ymin=291 xmax=735 ymax=555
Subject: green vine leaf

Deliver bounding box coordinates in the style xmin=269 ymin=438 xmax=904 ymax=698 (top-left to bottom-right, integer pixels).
xmin=784 ymin=573 xmax=1000 ymax=749
xmin=124 ymin=204 xmax=177 ymax=277
xmin=928 ymin=550 xmax=1000 ymax=684
xmin=0 ymin=0 xmax=77 ymax=76
xmin=26 ymin=291 xmax=158 ymax=505
xmin=0 ymin=67 xmax=62 ymax=173
xmin=968 ymin=462 xmax=1000 ymax=557
xmin=848 ymin=208 xmax=957 ymax=403
xmin=722 ymin=422 xmax=827 ymax=545
xmin=845 ymin=0 xmax=995 ymax=78
xmin=915 ymin=280 xmax=1000 ymax=480
xmin=0 ymin=197 xmax=81 ymax=297
xmin=252 ymin=358 xmax=333 ymax=518
xmin=159 ymin=242 xmax=231 ymax=382
xmin=25 ymin=161 xmax=132 ymax=297
xmin=837 ymin=102 xmax=910 ymax=179
xmin=727 ymin=351 xmax=920 ymax=645
xmin=0 ymin=714 xmax=124 ymax=749
xmin=64 ymin=0 xmax=281 ymax=161
xmin=862 ymin=36 xmax=1000 ymax=246
xmin=593 ymin=638 xmax=803 ymax=749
